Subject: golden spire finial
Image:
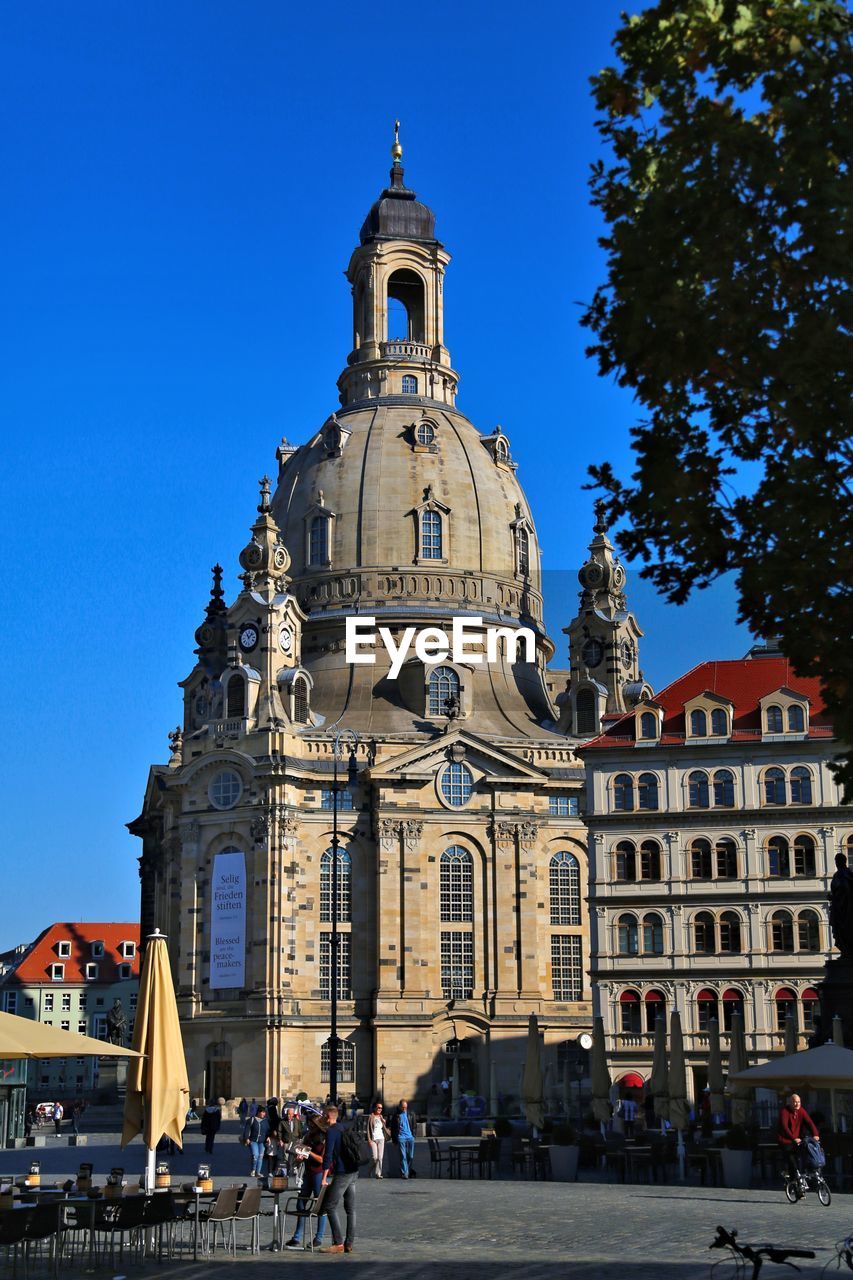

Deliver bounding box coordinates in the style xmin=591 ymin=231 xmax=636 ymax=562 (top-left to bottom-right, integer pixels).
xmin=391 ymin=118 xmax=403 ymax=162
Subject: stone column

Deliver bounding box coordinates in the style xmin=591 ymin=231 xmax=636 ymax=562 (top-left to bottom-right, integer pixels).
xmin=377 ymin=819 xmax=404 ymax=998
xmin=517 ymin=822 xmax=541 ymax=999
xmin=490 ymin=820 xmax=520 ymax=994
xmin=401 ymin=821 xmax=426 ymax=996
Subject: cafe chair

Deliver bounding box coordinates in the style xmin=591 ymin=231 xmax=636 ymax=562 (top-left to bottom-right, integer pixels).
xmin=234 ymin=1185 xmax=264 ymax=1253
xmin=198 ymin=1185 xmax=239 ymax=1256
xmin=282 ymin=1183 xmax=330 ymax=1253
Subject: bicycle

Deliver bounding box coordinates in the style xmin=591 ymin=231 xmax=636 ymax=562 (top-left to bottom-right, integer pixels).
xmin=783 ymin=1165 xmax=832 ymax=1206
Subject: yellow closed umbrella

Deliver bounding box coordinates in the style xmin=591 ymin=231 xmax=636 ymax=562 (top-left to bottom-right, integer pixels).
xmin=668 ymin=1012 xmax=689 ymax=1178
xmin=0 ymin=1010 xmax=140 ymax=1060
xmin=784 ymin=1013 xmax=799 ymax=1057
xmin=707 ymin=1018 xmax=725 ymax=1117
xmin=649 ymin=1013 xmax=669 ymax=1123
xmin=590 ymin=1016 xmax=612 ymax=1131
xmin=121 ymin=930 xmax=189 ymax=1191
xmin=521 ymin=1013 xmax=546 ymax=1134
xmin=726 ymin=1009 xmax=752 ymax=1126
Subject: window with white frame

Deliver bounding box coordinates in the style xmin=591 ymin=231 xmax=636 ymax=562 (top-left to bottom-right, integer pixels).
xmin=320 ymin=788 xmax=354 ymax=810
xmin=44 ymin=993 xmax=54 ymax=1011
xmin=61 ymin=993 xmax=71 ymax=1011
xmin=420 ymin=509 xmax=442 ymax=559
xmin=320 ymin=848 xmax=351 ymax=924
xmin=429 ymin=666 xmax=460 ymax=716
xmin=549 ymin=795 xmax=580 ymax=817
xmin=440 ymin=930 xmax=474 ymax=999
xmin=50 ymin=964 xmax=64 ymax=981
xmin=77 ymin=1020 xmax=87 ymax=1034
xmin=117 ymin=964 xmax=132 ymax=980
xmin=57 ymin=941 xmax=71 ymax=958
xmin=120 ymin=941 xmax=136 ymax=959
xmin=402 ymin=374 xmax=418 ymax=394
xmin=551 ymin=935 xmax=583 ymax=1001
xmin=85 ymin=963 xmax=98 ymax=980
xmin=91 ymin=941 xmax=104 ymax=959
xmin=309 ymin=515 xmax=330 ymax=565
xmin=516 ymin=525 xmax=530 ymax=576
xmin=319 ymin=932 xmax=351 ymax=999
xmin=440 ymin=762 xmax=473 ymax=807
xmin=209 ymin=770 xmax=242 ymax=809
xmin=440 ymin=847 xmax=473 ymax=922
xmin=320 ymin=1038 xmax=355 ymax=1083
xmin=550 ymin=852 xmax=581 ymax=926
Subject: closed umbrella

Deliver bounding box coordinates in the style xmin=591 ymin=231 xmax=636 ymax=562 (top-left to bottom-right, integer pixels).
xmin=590 ymin=1016 xmax=612 ymax=1132
xmin=707 ymin=1018 xmax=725 ymax=1118
xmin=562 ymin=1061 xmax=572 ymax=1119
xmin=489 ymin=1059 xmax=498 ymax=1118
xmin=121 ymin=930 xmax=190 ymax=1192
xmin=668 ymin=1012 xmax=689 ymax=1178
xmin=726 ymin=1009 xmax=751 ymax=1126
xmin=649 ymin=1014 xmax=669 ymax=1123
xmin=0 ymin=1011 xmax=140 ymax=1061
xmin=833 ymin=1015 xmax=845 ymax=1047
xmin=450 ymin=1058 xmax=460 ymax=1120
xmin=521 ymin=1013 xmax=545 ymax=1134
xmin=784 ymin=1013 xmax=799 ymax=1057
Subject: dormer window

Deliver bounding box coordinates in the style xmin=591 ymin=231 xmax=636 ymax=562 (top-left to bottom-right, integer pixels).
xmin=690 ymin=709 xmax=707 ymax=737
xmin=788 ymin=705 xmax=805 ymax=732
xmin=226 ymin=674 xmax=246 ymax=719
xmin=49 ymin=964 xmax=64 ymax=981
xmin=710 ymin=708 xmax=729 ymax=736
xmin=117 ymin=963 xmax=132 ymax=980
xmin=91 ymin=941 xmax=104 ymax=959
xmin=495 ymin=438 xmax=509 ymax=461
xmin=85 ymin=963 xmax=98 ymax=980
xmin=516 ymin=525 xmax=530 ymax=576
xmin=766 ymin=704 xmax=783 ymax=733
xmin=119 ymin=941 xmax=136 ymax=959
xmin=421 ymin=509 xmax=442 ymax=559
xmin=428 ymin=665 xmax=461 ymax=717
xmin=639 ymin=712 xmax=658 ymax=740
xmin=56 ymin=941 xmax=71 ymax=959
xmin=309 ymin=515 xmax=330 ymax=565
xmin=293 ymin=675 xmax=310 ymax=724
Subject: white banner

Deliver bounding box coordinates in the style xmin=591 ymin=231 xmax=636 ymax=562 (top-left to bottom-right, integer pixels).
xmin=210 ymin=850 xmax=247 ymax=989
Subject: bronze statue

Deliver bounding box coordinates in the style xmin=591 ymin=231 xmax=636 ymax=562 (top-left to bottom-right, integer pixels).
xmin=830 ymin=853 xmax=853 ymax=960
xmin=106 ymin=998 xmax=127 ymax=1046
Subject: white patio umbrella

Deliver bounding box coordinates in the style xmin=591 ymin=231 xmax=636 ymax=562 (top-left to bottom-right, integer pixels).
xmin=668 ymin=1012 xmax=689 ymax=1179
xmin=521 ymin=1013 xmax=546 ymax=1134
xmin=649 ymin=1013 xmax=669 ymax=1123
xmin=726 ymin=1009 xmax=751 ymax=1126
xmin=707 ymin=1018 xmax=725 ymax=1118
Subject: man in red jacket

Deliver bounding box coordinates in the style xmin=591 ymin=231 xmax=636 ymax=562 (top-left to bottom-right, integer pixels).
xmin=778 ymin=1093 xmax=819 ymax=1179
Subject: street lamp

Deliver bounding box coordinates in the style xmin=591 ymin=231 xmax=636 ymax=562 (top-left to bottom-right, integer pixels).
xmin=329 ymin=727 xmax=359 ymax=1106
xmin=380 ymin=1063 xmax=386 ymax=1105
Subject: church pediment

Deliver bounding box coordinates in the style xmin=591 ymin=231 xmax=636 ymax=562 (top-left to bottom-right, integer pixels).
xmin=366 ymin=728 xmax=547 ymax=783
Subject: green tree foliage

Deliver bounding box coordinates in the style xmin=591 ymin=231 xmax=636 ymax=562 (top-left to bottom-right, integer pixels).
xmin=585 ymin=0 xmax=853 ymax=792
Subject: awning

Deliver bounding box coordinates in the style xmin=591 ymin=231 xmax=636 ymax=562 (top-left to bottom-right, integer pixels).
xmin=619 ymin=990 xmax=640 ymax=1003
xmin=722 ymin=989 xmax=744 ymax=1001
xmin=696 ymin=989 xmax=717 ymax=1002
xmin=802 ymin=988 xmax=820 ymax=1001
xmin=644 ymin=990 xmax=664 ymax=1003
xmin=775 ymin=987 xmax=797 ymax=1001
xmin=619 ymin=1072 xmax=645 ymax=1089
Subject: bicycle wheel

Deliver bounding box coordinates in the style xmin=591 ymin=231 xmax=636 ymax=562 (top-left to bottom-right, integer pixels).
xmin=784 ymin=1178 xmax=800 ymax=1203
xmin=817 ymin=1180 xmax=831 ymax=1206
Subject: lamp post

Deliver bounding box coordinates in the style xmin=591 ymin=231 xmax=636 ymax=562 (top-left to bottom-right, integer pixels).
xmin=380 ymin=1063 xmax=386 ymax=1105
xmin=329 ymin=728 xmax=359 ymax=1107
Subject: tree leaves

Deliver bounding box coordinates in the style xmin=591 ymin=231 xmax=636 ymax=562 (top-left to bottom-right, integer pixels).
xmin=584 ymin=0 xmax=853 ymax=795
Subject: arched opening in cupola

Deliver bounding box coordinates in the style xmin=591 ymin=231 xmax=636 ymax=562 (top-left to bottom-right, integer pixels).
xmin=386 ymin=269 xmax=425 ymax=342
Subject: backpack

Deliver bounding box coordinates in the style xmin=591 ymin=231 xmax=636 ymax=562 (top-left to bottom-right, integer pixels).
xmin=340 ymin=1127 xmax=372 ymax=1173
xmin=805 ymin=1137 xmax=825 ymax=1169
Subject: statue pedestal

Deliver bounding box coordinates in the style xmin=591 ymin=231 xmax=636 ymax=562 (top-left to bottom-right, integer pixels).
xmin=98 ymin=1057 xmax=128 ymax=1103
xmin=817 ymin=957 xmax=853 ymax=1047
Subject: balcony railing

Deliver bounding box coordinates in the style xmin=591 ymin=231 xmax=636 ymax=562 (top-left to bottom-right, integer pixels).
xmin=381 ymin=340 xmax=433 ymax=361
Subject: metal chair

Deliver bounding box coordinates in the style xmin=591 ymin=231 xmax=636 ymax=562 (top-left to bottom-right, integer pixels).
xmin=0 ymin=1204 xmax=32 ymax=1276
xmin=198 ymin=1186 xmax=239 ymax=1256
xmin=93 ymin=1194 xmax=148 ymax=1267
xmin=427 ymin=1138 xmax=451 ymax=1178
xmin=23 ymin=1200 xmax=63 ymax=1272
xmin=282 ymin=1183 xmax=330 ymax=1253
xmin=234 ymin=1186 xmax=264 ymax=1253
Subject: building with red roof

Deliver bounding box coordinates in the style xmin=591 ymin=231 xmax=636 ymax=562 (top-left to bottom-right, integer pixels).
xmin=0 ymin=922 xmax=140 ymax=1100
xmin=579 ymin=640 xmax=850 ymax=1107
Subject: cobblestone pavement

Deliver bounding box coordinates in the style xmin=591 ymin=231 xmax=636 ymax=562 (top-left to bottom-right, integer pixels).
xmin=3 ymin=1129 xmax=850 ymax=1280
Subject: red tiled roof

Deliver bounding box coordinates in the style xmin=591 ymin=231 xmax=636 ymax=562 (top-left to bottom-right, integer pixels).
xmin=583 ymin=656 xmax=830 ymax=751
xmin=6 ymin=923 xmax=141 ymax=985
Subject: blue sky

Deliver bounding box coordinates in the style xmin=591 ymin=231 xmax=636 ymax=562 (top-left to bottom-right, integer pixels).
xmin=0 ymin=1 xmax=750 ymax=949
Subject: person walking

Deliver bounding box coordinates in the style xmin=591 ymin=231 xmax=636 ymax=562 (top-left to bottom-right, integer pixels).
xmin=778 ymin=1092 xmax=819 ymax=1180
xmin=70 ymin=1101 xmax=83 ymax=1137
xmin=200 ymin=1098 xmax=223 ymax=1155
xmin=285 ymin=1114 xmax=329 ymax=1250
xmin=367 ymin=1101 xmax=390 ymax=1178
xmin=53 ymin=1101 xmax=64 ymax=1136
xmin=238 ymin=1097 xmax=249 ymax=1125
xmin=318 ymin=1104 xmax=357 ymax=1254
xmin=246 ymin=1104 xmax=269 ymax=1177
xmin=391 ymin=1098 xmax=416 ymax=1178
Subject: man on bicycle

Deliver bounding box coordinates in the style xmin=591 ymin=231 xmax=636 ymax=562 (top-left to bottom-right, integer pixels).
xmin=778 ymin=1092 xmax=819 ymax=1180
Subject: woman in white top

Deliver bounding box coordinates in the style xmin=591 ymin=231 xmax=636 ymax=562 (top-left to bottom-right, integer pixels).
xmin=368 ymin=1101 xmax=390 ymax=1178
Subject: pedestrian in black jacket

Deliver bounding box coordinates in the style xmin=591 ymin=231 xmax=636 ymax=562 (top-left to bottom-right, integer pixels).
xmin=199 ymin=1099 xmax=223 ymax=1154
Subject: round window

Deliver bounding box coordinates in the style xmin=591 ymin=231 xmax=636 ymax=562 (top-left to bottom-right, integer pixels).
xmin=209 ymin=770 xmax=242 ymax=809
xmin=441 ymin=762 xmax=473 ymax=808
xmin=417 ymin=422 xmax=435 ymax=446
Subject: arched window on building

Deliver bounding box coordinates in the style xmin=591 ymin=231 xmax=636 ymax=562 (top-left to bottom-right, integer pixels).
xmin=516 ymin=525 xmax=530 ymax=577
xmin=722 ymin=988 xmax=745 ymax=1032
xmin=768 ymin=835 xmax=791 ymax=877
xmin=421 ymin=509 xmax=443 ymax=559
xmin=690 ymin=838 xmax=713 ymax=880
xmin=617 ymin=914 xmax=639 ymax=956
xmin=719 ymin=911 xmax=742 ymax=954
xmin=802 ymin=987 xmax=820 ymax=1034
xmin=619 ymin=990 xmax=641 ymax=1034
xmin=293 ymin=676 xmax=310 ymax=724
xmin=576 ymin=689 xmax=597 ymax=736
xmin=788 ymin=704 xmax=806 ymax=732
xmin=639 ymin=712 xmax=658 ymax=740
xmin=428 ymin=665 xmax=460 ymax=716
xmin=794 ymin=833 xmax=817 ymax=876
xmin=550 ymin=852 xmax=581 ymax=926
xmin=440 ymin=846 xmax=473 ymax=922
xmin=640 ymin=840 xmax=662 ymax=881
xmin=644 ymin=989 xmax=666 ymax=1032
xmin=638 ymin=772 xmax=659 ymax=810
xmin=790 ymin=767 xmax=813 ymax=805
xmin=615 ymin=840 xmax=637 ymax=882
xmin=321 ymin=1037 xmax=355 ymax=1084
xmin=614 ymin=774 xmax=634 ymax=812
xmin=320 ymin=847 xmax=351 ymax=923
xmin=694 ymin=912 xmax=716 ymax=955
xmin=713 ymin=769 xmax=735 ymax=807
xmin=766 ymin=704 xmax=784 ymax=733
xmin=309 ymin=515 xmax=329 ymax=565
xmin=763 ymin=766 xmax=786 ymax=805
xmin=697 ymin=989 xmax=719 ymax=1032
xmin=226 ymin=674 xmax=246 ymax=719
xmin=775 ymin=987 xmax=798 ymax=1031
xmin=690 ymin=709 xmax=708 ymax=737
xmin=688 ymin=770 xmax=710 ymax=808
xmin=401 ymin=373 xmax=418 ymax=394
xmin=711 ymin=708 xmax=729 ymax=736
xmin=642 ymin=913 xmax=664 ymax=955
xmin=715 ymin=838 xmax=738 ymax=879
xmin=798 ymin=909 xmax=821 ymax=952
xmin=771 ymin=910 xmax=795 ymax=952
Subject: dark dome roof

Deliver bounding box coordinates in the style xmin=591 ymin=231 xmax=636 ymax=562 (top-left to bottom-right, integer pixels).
xmin=359 ymin=163 xmax=437 ymax=245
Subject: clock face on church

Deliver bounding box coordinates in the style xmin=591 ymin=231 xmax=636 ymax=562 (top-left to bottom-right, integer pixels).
xmin=239 ymin=624 xmax=259 ymax=653
xmin=582 ymin=638 xmax=604 ymax=669
xmin=278 ymin=624 xmax=293 ymax=654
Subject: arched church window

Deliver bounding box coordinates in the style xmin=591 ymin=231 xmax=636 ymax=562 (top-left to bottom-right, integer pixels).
xmin=421 ymin=509 xmax=442 ymax=559
xmin=293 ymin=676 xmax=310 ymax=724
xmin=440 ymin=846 xmax=473 ymax=922
xmin=516 ymin=525 xmax=530 ymax=577
xmin=387 ymin=268 xmax=425 ymax=342
xmin=575 ymin=688 xmax=597 ymax=736
xmin=226 ymin=675 xmax=246 ymax=719
xmin=428 ymin=665 xmax=460 ymax=716
xmin=309 ymin=516 xmax=329 ymax=565
xmin=441 ymin=762 xmax=473 ymax=807
xmin=321 ymin=1037 xmax=355 ymax=1084
xmin=320 ymin=848 xmax=351 ymax=923
xmin=550 ymin=852 xmax=580 ymax=925
xmin=402 ymin=374 xmax=418 ymax=395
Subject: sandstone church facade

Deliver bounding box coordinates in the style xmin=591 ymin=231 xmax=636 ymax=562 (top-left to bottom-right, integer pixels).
xmin=129 ymin=139 xmax=650 ymax=1106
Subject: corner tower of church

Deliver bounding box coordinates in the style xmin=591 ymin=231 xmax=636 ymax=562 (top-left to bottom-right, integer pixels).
xmin=132 ymin=135 xmax=610 ymax=1108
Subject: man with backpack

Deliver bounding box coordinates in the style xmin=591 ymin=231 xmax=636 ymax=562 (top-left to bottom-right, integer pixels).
xmin=778 ymin=1092 xmax=820 ymax=1180
xmin=318 ymin=1104 xmax=362 ymax=1254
